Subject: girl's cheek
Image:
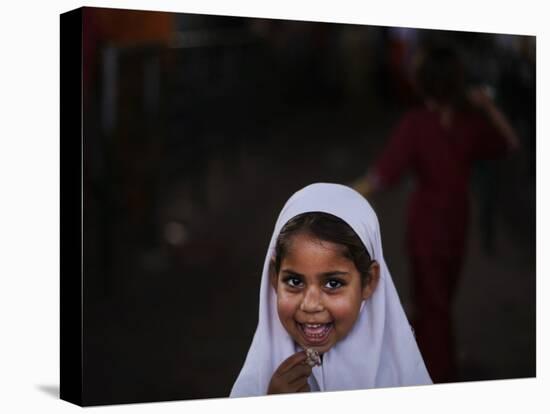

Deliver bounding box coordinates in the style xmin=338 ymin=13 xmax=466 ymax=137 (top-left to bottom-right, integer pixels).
xmin=277 ymin=292 xmax=300 ymax=311
xmin=330 ymin=297 xmax=359 ymax=317
xmin=278 ymin=293 xmax=295 ymax=305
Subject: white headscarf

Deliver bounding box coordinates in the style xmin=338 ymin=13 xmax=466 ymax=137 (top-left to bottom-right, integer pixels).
xmin=230 ymin=183 xmax=432 ymax=397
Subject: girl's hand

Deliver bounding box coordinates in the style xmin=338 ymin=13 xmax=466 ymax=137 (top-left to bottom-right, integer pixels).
xmin=267 ymin=351 xmax=313 ymax=394
xmin=468 ymin=86 xmax=495 ymax=112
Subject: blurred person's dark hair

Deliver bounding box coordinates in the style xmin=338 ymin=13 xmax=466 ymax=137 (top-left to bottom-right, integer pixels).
xmin=413 ymin=45 xmax=466 ymax=106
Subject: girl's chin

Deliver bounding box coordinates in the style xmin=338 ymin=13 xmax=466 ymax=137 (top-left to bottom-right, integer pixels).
xmin=302 ymin=343 xmax=330 ymax=353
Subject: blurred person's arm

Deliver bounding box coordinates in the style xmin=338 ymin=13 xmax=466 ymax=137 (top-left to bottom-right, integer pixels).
xmin=351 ymin=112 xmax=416 ymax=198
xmin=468 ymin=86 xmax=521 ymax=152
xmin=351 ymin=172 xmax=381 ymax=198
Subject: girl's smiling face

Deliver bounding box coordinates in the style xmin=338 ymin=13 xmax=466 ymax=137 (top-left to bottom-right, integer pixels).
xmin=271 ymin=232 xmax=379 ymax=354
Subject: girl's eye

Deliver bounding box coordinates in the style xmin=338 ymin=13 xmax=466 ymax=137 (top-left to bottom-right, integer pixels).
xmin=285 ymin=277 xmax=303 ymax=288
xmin=325 ymin=279 xmax=343 ymax=289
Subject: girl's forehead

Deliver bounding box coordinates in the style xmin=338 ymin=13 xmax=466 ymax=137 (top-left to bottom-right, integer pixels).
xmin=281 ymin=234 xmax=353 ymax=268
xmin=285 ymin=232 xmax=347 ymax=254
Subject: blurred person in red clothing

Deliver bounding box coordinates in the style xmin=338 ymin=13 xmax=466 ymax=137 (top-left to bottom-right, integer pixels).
xmin=352 ymin=45 xmax=520 ymax=383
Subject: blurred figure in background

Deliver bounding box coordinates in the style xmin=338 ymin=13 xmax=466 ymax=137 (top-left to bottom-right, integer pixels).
xmin=351 ymin=45 xmax=520 ymax=383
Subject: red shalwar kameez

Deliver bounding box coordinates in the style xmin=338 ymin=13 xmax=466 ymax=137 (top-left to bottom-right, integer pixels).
xmin=372 ymin=106 xmax=508 ymax=382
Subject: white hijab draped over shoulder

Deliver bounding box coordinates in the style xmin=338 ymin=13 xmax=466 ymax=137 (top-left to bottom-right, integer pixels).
xmin=230 ymin=183 xmax=431 ymax=397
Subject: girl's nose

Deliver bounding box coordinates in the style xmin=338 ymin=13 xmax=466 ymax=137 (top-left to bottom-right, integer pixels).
xmin=300 ymin=287 xmax=324 ymax=312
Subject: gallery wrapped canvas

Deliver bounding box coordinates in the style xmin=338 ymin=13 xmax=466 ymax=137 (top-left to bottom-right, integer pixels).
xmin=60 ymin=5 xmax=535 ymax=406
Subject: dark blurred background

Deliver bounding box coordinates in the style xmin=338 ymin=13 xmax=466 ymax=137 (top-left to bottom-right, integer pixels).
xmin=81 ymin=7 xmax=535 ymax=405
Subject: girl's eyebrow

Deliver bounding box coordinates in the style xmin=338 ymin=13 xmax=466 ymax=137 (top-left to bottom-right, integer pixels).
xmin=321 ymin=271 xmax=350 ymax=278
xmin=280 ymin=269 xmax=304 ymax=277
xmin=280 ymin=269 xmax=350 ymax=278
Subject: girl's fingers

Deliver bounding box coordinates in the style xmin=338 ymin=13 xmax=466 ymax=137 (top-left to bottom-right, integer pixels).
xmin=275 ymin=351 xmax=307 ymax=375
xmin=289 ymin=376 xmax=309 ymax=392
xmin=269 ymin=351 xmax=313 ymax=395
xmin=284 ymin=364 xmax=312 ymax=384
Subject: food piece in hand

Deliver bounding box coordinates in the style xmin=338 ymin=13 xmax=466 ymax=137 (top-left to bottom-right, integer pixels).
xmin=305 ymin=348 xmax=322 ymax=367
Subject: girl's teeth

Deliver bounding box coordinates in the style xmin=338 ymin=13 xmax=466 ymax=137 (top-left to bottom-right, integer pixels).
xmin=301 ymin=323 xmax=331 ymax=338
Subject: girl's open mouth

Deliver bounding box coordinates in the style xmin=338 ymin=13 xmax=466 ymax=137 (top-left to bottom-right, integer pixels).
xmin=298 ymin=322 xmax=333 ymax=344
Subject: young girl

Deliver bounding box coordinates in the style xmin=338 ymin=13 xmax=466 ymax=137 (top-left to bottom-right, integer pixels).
xmin=230 ymin=183 xmax=431 ymax=397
